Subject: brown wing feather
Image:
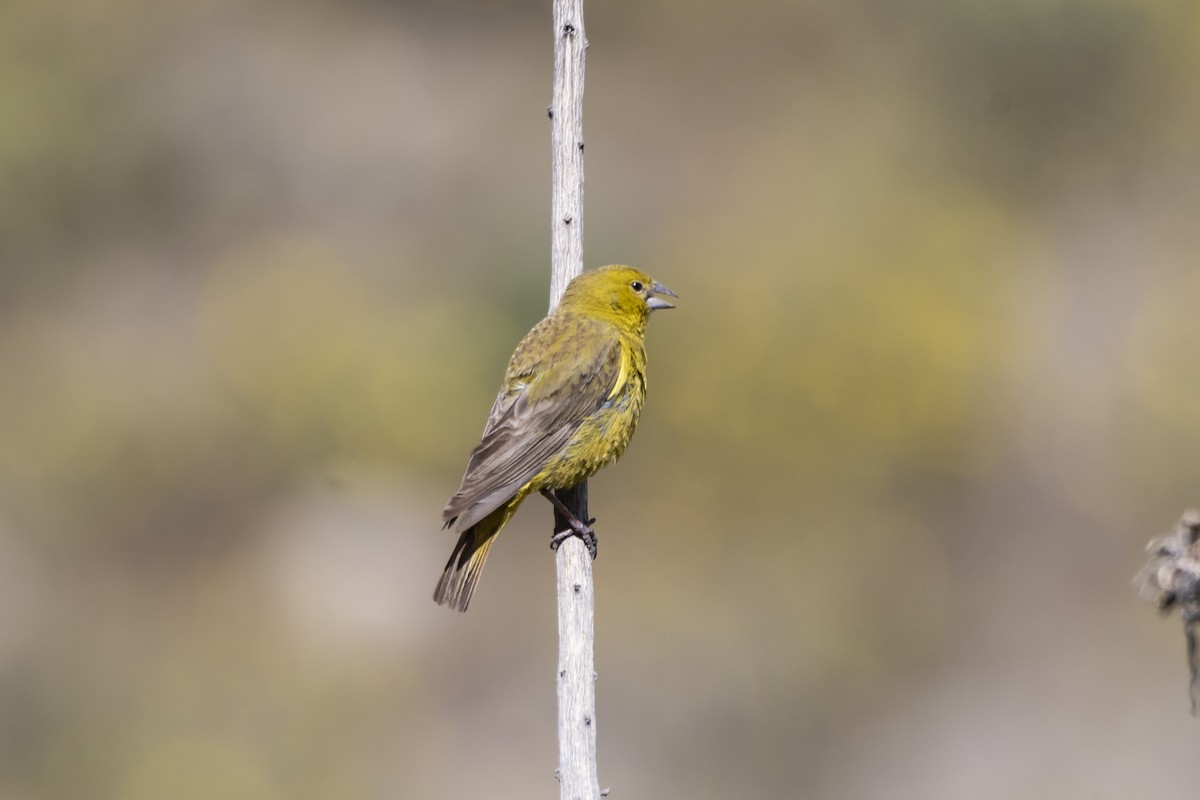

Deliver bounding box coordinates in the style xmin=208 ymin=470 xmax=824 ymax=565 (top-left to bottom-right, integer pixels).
xmin=444 ymin=315 xmax=622 ymax=531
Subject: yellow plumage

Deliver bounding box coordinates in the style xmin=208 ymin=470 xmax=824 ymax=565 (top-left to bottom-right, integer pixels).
xmin=434 ymin=265 xmax=676 ymax=611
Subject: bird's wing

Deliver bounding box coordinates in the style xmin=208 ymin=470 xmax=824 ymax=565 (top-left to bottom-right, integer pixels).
xmin=443 ymin=317 xmax=623 ymax=531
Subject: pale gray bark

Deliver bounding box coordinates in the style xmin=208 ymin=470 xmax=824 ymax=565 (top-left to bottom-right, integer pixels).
xmin=548 ymin=1 xmax=601 ymax=798
xmin=549 ymin=0 xmax=586 ymax=309
xmin=555 ymin=531 xmax=600 ymax=799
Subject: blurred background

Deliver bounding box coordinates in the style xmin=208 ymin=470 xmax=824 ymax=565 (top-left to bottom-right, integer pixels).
xmin=2 ymin=0 xmax=1199 ymax=797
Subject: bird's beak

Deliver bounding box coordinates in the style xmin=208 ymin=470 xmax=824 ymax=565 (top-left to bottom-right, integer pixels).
xmin=646 ymin=281 xmax=678 ymax=311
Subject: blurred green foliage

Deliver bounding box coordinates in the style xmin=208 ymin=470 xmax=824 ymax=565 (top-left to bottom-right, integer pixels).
xmin=1 ymin=0 xmax=1198 ymax=798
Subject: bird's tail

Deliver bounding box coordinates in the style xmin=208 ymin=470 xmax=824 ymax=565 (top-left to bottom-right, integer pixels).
xmin=433 ymin=504 xmax=514 ymax=612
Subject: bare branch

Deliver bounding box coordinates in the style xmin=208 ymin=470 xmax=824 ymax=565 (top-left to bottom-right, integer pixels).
xmin=549 ymin=0 xmax=601 ymax=797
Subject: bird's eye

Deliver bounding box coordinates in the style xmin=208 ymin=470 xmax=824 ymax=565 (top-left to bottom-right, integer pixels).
xmin=630 ymin=280 xmax=644 ymax=292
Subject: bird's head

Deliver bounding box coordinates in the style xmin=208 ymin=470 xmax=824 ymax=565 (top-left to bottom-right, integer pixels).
xmin=560 ymin=265 xmax=677 ymax=333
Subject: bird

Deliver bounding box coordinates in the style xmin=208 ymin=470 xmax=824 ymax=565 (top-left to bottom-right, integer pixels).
xmin=434 ymin=265 xmax=676 ymax=611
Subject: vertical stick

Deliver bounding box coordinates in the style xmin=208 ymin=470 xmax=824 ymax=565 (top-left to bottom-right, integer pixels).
xmin=549 ymin=0 xmax=586 ymax=308
xmin=549 ymin=1 xmax=599 ymax=798
xmin=554 ymin=483 xmax=599 ymax=799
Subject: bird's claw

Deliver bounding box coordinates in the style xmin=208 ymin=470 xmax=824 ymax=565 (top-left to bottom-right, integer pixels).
xmin=549 ymin=520 xmax=598 ymax=559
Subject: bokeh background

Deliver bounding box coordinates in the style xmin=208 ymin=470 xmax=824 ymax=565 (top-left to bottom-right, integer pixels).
xmin=3 ymin=0 xmax=1199 ymax=797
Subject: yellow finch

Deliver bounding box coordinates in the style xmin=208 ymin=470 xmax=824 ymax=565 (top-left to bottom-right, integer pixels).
xmin=434 ymin=265 xmax=676 ymax=611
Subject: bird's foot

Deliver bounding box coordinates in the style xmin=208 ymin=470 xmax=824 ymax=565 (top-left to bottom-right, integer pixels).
xmin=549 ymin=517 xmax=598 ymax=559
xmin=541 ymin=488 xmax=598 ymax=559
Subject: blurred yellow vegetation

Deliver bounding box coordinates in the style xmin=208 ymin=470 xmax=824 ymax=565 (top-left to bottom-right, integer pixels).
xmin=657 ymin=188 xmax=1013 ymax=491
xmin=200 ymin=236 xmax=502 ymax=469
xmin=117 ymin=738 xmax=278 ymax=800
